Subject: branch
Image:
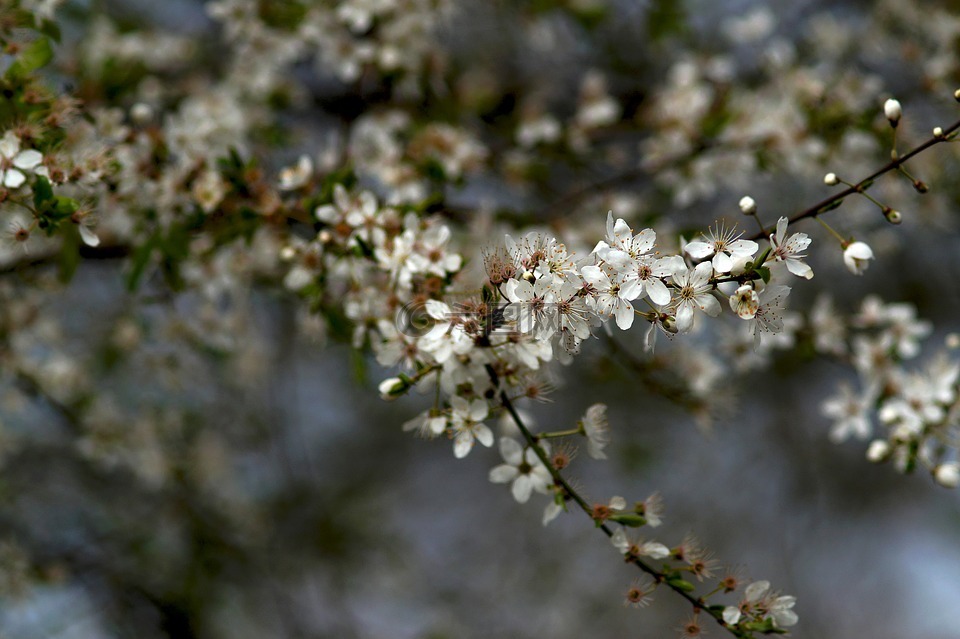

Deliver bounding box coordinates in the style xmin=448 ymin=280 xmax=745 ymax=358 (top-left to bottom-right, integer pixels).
xmin=746 ymin=117 xmax=960 ymax=241
xmin=485 ymin=364 xmax=752 ymax=638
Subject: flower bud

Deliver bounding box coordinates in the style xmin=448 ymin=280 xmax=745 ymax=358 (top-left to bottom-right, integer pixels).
xmin=954 ymin=89 xmax=960 ymax=103
xmin=823 ymin=172 xmax=839 ymax=186
xmin=130 ymin=102 xmax=154 ymax=124
xmin=883 ymin=98 xmax=901 ymax=127
xmin=843 ymin=241 xmax=874 ymax=275
xmin=729 ymin=284 xmax=759 ymax=319
xmin=883 ymin=207 xmax=902 ymax=224
xmin=866 ymin=440 xmax=890 ymax=462
xmin=378 ymin=376 xmax=408 ymax=400
xmin=946 ymin=333 xmax=960 ymax=349
xmin=660 ymin=315 xmax=679 ymax=334
xmin=934 ymin=126 xmax=945 ymax=139
xmin=738 ymin=195 xmax=757 ymax=215
xmin=934 ymin=463 xmax=960 ymax=488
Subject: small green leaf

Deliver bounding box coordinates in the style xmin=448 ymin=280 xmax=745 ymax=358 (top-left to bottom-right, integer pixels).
xmin=609 ymin=513 xmax=648 ymax=527
xmin=39 ymin=18 xmax=62 ymax=43
xmin=126 ymin=233 xmax=159 ymax=291
xmin=58 ymin=224 xmax=81 ymax=283
xmin=666 ymin=577 xmax=695 ymax=592
xmin=32 ymin=175 xmax=54 ymax=209
xmin=5 ymin=37 xmax=54 ymax=81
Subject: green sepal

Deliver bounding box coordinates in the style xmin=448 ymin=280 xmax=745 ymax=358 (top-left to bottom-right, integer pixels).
xmin=742 ymin=618 xmax=786 ymax=633
xmin=817 ymin=200 xmax=843 ymax=214
xmin=481 ymin=284 xmax=496 ymax=304
xmin=609 ymin=513 xmax=648 ymax=527
xmin=666 ymin=577 xmax=695 ymax=592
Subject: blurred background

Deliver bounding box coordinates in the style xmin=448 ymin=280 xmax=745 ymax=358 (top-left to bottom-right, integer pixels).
xmin=1 ymin=0 xmax=960 ymax=637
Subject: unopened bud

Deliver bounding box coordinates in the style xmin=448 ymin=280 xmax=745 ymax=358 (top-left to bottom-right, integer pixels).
xmin=934 ymin=126 xmax=945 ymax=139
xmin=660 ymin=315 xmax=679 ymax=334
xmin=130 ymin=102 xmax=154 ymax=125
xmin=866 ymin=440 xmax=891 ymax=463
xmin=738 ymin=195 xmax=757 ymax=215
xmin=378 ymin=376 xmax=408 ymax=400
xmin=934 ymin=463 xmax=960 ymax=488
xmin=824 ymin=172 xmax=839 ymax=186
xmin=954 ymin=89 xmax=960 ymax=103
xmin=912 ymin=180 xmax=928 ymax=194
xmin=946 ymin=333 xmax=960 ymax=349
xmin=883 ymin=207 xmax=902 ymax=224
xmin=884 ymin=98 xmax=902 ymax=127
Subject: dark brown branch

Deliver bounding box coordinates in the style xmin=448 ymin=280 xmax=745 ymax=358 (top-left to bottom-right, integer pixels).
xmin=747 ymin=117 xmax=960 ymax=241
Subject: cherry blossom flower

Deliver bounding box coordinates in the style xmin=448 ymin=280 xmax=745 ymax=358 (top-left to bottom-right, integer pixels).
xmin=449 ymin=396 xmax=493 ymax=458
xmin=619 ymin=254 xmax=677 ymax=306
xmin=503 ymin=276 xmax=559 ymax=338
xmin=670 ymin=261 xmax=721 ymax=332
xmin=0 ymin=131 xmax=44 ymax=189
xmin=843 ymin=241 xmax=874 ymax=275
xmin=769 ymin=216 xmax=813 ymax=279
xmin=488 ymin=437 xmax=552 ymax=503
xmin=684 ymin=223 xmax=758 ymax=273
xmin=746 ymin=284 xmax=791 ymax=348
xmin=580 ymin=265 xmax=638 ymax=330
xmin=822 ymin=383 xmax=873 ymax=442
xmin=580 ymin=403 xmax=610 ymax=460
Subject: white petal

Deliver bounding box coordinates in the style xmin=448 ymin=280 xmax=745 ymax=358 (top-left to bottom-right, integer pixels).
xmin=489 ymin=464 xmax=519 ymax=484
xmin=474 ymin=423 xmax=494 ymax=447
xmin=511 ymin=475 xmax=534 ymax=503
xmin=676 ymin=304 xmax=694 ymax=332
xmin=614 ymin=301 xmax=634 ymax=330
xmin=3 ymin=169 xmax=26 ymax=189
xmin=700 ymin=293 xmax=721 ymax=317
xmin=647 ymin=278 xmax=671 ymax=306
xmin=786 ymin=259 xmax=813 ymax=279
xmin=79 ymin=225 xmax=101 ymax=247
xmin=723 ymin=607 xmax=742 ymax=626
xmin=619 ymin=278 xmax=641 ymax=301
xmin=542 ymin=502 xmax=563 ymax=526
xmin=745 ymin=580 xmax=770 ymax=602
xmin=453 ymin=432 xmax=474 ymax=458
xmin=0 ymin=131 xmax=19 ymax=159
xmin=712 ymin=250 xmax=733 ymax=273
xmin=499 ymin=437 xmax=524 ymax=465
xmin=684 ymin=240 xmax=713 ymax=258
xmin=13 ymin=149 xmax=43 ymax=170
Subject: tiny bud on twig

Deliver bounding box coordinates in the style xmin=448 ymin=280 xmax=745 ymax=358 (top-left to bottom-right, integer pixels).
xmin=954 ymin=88 xmax=960 ymax=103
xmin=738 ymin=195 xmax=757 ymax=215
xmin=884 ymin=98 xmax=902 ymax=127
xmin=823 ymin=172 xmax=839 ymax=186
xmin=934 ymin=126 xmax=945 ymax=139
xmin=883 ymin=207 xmax=902 ymax=224
xmin=867 ymin=440 xmax=891 ymax=462
xmin=934 ymin=463 xmax=960 ymax=489
xmin=912 ymin=180 xmax=928 ymax=193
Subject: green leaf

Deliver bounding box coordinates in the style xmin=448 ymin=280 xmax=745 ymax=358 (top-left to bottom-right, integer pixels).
xmin=39 ymin=18 xmax=62 ymax=43
xmin=32 ymin=175 xmax=54 ymax=210
xmin=646 ymin=0 xmax=687 ymax=41
xmin=58 ymin=224 xmax=81 ymax=283
xmin=5 ymin=37 xmax=54 ymax=81
xmin=126 ymin=232 xmax=159 ymax=291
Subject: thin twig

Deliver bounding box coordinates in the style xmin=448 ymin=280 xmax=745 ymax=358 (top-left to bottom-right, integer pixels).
xmin=747 ymin=117 xmax=960 ymax=241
